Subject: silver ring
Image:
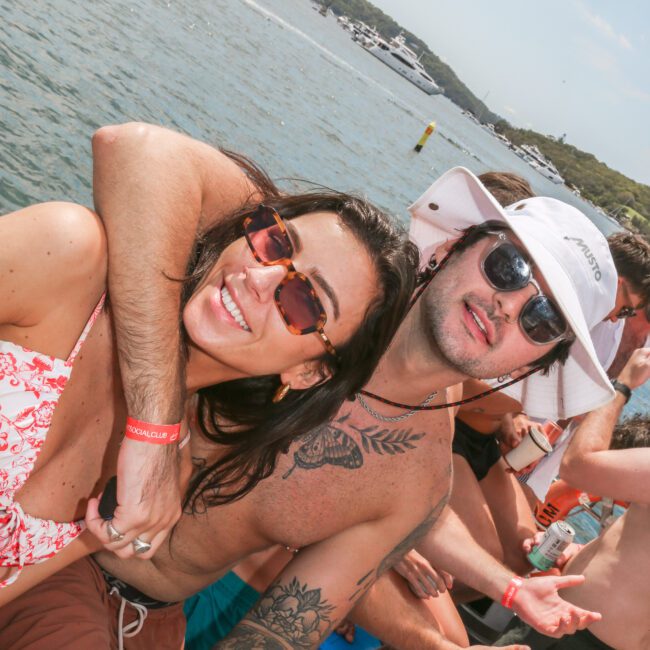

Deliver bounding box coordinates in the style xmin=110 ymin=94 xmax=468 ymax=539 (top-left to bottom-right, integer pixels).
xmin=107 ymin=522 xmax=125 ymax=543
xmin=132 ymin=537 xmax=152 ymax=554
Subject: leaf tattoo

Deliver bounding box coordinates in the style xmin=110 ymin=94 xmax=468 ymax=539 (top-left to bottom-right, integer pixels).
xmin=352 ymin=424 xmax=425 ymax=456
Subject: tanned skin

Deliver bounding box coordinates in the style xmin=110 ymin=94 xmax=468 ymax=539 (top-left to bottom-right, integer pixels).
xmin=0 ymin=125 xmax=600 ymax=650
xmin=551 ymin=348 xmax=650 ymax=650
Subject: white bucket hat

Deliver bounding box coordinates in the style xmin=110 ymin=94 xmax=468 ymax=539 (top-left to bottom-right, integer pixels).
xmin=408 ymin=167 xmax=617 ymax=419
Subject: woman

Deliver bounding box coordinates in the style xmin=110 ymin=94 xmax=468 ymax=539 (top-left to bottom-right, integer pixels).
xmin=0 ymin=157 xmax=418 ymax=597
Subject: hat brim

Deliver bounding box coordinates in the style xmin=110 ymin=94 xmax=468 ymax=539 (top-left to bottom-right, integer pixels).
xmin=408 ymin=167 xmax=615 ymax=419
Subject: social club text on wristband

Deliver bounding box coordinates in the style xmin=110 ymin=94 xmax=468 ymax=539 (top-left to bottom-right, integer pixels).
xmin=124 ymin=417 xmax=181 ymax=444
xmin=501 ymin=576 xmax=524 ymax=609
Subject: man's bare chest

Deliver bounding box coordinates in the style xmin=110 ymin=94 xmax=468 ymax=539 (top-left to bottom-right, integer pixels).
xmin=197 ymin=404 xmax=454 ymax=552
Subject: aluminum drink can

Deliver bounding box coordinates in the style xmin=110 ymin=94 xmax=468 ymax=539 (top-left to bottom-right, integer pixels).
xmin=527 ymin=520 xmax=575 ymax=571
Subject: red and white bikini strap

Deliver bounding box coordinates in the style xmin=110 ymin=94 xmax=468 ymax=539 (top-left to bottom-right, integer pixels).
xmin=66 ymin=293 xmax=107 ymax=366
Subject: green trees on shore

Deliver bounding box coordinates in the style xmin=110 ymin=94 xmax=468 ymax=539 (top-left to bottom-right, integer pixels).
xmin=496 ymin=125 xmax=650 ymax=227
xmin=318 ymin=0 xmax=649 ymax=227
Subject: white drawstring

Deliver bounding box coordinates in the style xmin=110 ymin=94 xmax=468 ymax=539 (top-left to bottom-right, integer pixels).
xmin=109 ymin=586 xmax=148 ymax=650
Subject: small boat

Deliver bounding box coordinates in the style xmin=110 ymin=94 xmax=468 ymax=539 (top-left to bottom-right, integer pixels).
xmin=516 ymin=144 xmax=565 ymax=184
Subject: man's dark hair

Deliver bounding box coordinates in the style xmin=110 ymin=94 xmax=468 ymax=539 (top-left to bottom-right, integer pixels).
xmin=181 ymin=151 xmax=419 ymax=509
xmin=420 ymin=220 xmax=574 ymax=375
xmin=607 ymin=232 xmax=650 ymax=306
xmin=611 ymin=414 xmax=650 ymax=450
xmin=478 ymin=171 xmax=534 ymax=208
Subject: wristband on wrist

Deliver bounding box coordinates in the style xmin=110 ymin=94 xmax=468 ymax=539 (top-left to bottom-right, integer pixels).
xmin=124 ymin=417 xmax=181 ymax=444
xmin=610 ymin=379 xmax=631 ymax=404
xmin=501 ymin=576 xmax=524 ymax=609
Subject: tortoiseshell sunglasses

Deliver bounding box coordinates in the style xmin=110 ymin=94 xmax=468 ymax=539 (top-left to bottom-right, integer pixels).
xmin=243 ymin=205 xmax=337 ymax=358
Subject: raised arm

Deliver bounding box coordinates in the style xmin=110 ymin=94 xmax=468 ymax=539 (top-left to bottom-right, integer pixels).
xmin=88 ymin=123 xmax=259 ymax=558
xmin=560 ymin=347 xmax=650 ymax=503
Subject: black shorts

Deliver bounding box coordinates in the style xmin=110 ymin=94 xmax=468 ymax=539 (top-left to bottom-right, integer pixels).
xmin=452 ymin=418 xmax=501 ymax=481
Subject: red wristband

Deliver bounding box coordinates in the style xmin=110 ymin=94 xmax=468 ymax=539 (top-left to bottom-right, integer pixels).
xmin=124 ymin=417 xmax=181 ymax=445
xmin=501 ymin=576 xmax=524 ymax=609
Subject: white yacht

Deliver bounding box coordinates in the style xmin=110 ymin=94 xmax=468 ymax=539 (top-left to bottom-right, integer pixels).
xmin=517 ymin=144 xmax=565 ymax=185
xmin=364 ymin=33 xmax=441 ymax=95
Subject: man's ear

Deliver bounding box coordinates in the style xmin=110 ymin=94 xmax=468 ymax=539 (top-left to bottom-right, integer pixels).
xmin=280 ymin=360 xmax=332 ymax=391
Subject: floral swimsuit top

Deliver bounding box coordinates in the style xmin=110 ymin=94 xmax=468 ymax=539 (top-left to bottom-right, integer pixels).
xmin=0 ymin=295 xmax=105 ymax=588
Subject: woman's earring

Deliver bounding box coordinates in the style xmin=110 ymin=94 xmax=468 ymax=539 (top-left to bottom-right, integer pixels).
xmin=273 ymin=383 xmax=291 ymax=403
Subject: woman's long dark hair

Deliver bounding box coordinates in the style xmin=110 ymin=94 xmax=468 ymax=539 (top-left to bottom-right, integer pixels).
xmin=181 ymin=151 xmax=419 ymax=511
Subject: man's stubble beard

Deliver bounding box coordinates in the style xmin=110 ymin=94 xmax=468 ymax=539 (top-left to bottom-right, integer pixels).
xmin=421 ymin=285 xmax=486 ymax=378
xmin=421 ymin=283 xmax=522 ymax=380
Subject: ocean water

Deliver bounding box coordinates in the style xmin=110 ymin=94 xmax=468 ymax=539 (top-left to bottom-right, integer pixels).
xmin=2 ymin=0 xmax=649 ymax=418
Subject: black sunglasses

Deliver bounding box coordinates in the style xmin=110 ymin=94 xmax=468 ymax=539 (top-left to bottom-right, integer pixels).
xmin=480 ymin=232 xmax=569 ymax=345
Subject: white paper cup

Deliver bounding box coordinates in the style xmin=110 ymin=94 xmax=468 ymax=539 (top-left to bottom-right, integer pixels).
xmin=504 ymin=426 xmax=552 ymax=471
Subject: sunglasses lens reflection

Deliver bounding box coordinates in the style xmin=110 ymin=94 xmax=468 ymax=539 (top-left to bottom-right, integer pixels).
xmin=484 ymin=243 xmax=531 ymax=291
xmin=277 ymin=277 xmax=323 ymax=333
xmin=246 ymin=207 xmax=293 ymax=263
xmin=521 ymin=296 xmax=567 ymax=344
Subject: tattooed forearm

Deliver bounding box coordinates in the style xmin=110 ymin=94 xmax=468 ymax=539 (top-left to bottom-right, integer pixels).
xmin=215 ymin=622 xmax=288 ymax=649
xmin=231 ymin=576 xmax=336 ymax=649
xmin=376 ymin=483 xmax=450 ymax=577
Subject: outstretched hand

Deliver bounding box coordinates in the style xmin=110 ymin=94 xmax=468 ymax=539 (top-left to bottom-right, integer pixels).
xmin=513 ymin=574 xmax=600 ymax=638
xmin=86 ymin=432 xmax=192 ymax=559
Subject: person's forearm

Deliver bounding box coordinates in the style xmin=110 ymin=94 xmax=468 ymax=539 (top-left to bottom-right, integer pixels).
xmin=561 ymin=392 xmax=626 ymax=474
xmin=418 ymin=508 xmax=513 ymax=600
xmin=92 ymin=122 xmax=257 ymax=421
xmin=92 ymin=123 xmax=210 ymax=421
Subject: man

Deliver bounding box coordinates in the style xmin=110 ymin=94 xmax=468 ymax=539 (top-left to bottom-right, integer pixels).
xmin=489 ymin=229 xmax=650 ymax=424
xmin=506 ymin=234 xmax=650 ymax=509
xmin=0 ymin=124 xmax=614 ymax=649
xmin=497 ymin=348 xmax=650 ymax=650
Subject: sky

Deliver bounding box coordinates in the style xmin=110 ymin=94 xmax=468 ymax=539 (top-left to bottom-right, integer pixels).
xmin=371 ymin=0 xmax=650 ymax=186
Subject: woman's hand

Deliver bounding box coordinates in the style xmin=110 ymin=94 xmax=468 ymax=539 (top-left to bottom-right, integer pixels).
xmin=393 ymin=549 xmax=453 ymax=599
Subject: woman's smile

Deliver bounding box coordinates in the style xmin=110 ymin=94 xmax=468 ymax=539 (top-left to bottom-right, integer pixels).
xmin=215 ymin=283 xmax=251 ymax=331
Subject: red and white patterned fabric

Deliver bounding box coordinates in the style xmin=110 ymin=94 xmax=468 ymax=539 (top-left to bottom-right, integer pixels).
xmin=0 ymin=295 xmax=105 ymax=588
